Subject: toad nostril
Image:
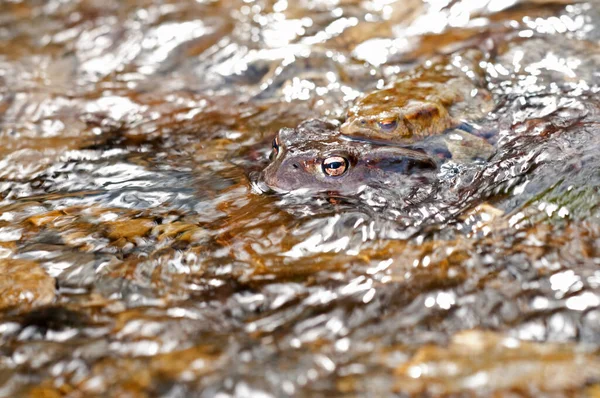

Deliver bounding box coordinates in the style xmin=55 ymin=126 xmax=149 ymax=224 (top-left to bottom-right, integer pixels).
xmin=293 ymin=164 xmax=299 ymax=169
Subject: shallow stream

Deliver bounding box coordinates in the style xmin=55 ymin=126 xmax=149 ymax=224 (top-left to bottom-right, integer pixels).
xmin=1 ymin=0 xmax=600 ymax=396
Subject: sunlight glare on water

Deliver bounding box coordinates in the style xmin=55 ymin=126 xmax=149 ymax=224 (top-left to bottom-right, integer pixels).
xmin=1 ymin=0 xmax=600 ymax=396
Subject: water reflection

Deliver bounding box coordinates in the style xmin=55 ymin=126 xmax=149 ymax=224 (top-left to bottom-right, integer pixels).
xmin=1 ymin=0 xmax=600 ymax=396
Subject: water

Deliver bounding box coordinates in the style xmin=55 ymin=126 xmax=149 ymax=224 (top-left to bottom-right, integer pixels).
xmin=1 ymin=0 xmax=600 ymax=396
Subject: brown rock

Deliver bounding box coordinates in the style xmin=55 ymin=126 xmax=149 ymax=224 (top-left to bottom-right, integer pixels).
xmin=0 ymin=259 xmax=55 ymax=311
xmin=107 ymin=218 xmax=155 ymax=240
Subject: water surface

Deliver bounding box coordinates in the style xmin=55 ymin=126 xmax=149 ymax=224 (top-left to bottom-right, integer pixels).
xmin=1 ymin=0 xmax=600 ymax=396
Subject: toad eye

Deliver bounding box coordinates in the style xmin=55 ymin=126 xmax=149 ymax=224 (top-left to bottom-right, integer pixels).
xmin=322 ymin=156 xmax=349 ymax=177
xmin=270 ymin=137 xmax=279 ymax=161
xmin=377 ymin=118 xmax=398 ymax=132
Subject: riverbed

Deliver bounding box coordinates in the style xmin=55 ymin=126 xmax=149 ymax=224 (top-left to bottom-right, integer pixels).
xmin=1 ymin=0 xmax=600 ymax=396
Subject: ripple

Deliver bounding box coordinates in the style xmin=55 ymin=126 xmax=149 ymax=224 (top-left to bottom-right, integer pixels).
xmin=1 ymin=0 xmax=600 ymax=396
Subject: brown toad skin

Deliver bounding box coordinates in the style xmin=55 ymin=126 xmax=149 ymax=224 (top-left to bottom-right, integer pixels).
xmin=340 ymin=50 xmax=494 ymax=144
xmin=259 ymin=119 xmax=438 ymax=194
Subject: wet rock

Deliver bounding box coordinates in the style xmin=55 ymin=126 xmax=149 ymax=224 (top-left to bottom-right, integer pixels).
xmin=106 ymin=218 xmax=155 ymax=241
xmin=0 ymin=259 xmax=55 ymax=311
xmin=392 ymin=330 xmax=600 ymax=395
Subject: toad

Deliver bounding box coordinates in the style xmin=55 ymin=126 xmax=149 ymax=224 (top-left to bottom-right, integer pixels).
xmin=340 ymin=50 xmax=495 ymax=146
xmin=258 ymin=119 xmax=439 ymax=193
